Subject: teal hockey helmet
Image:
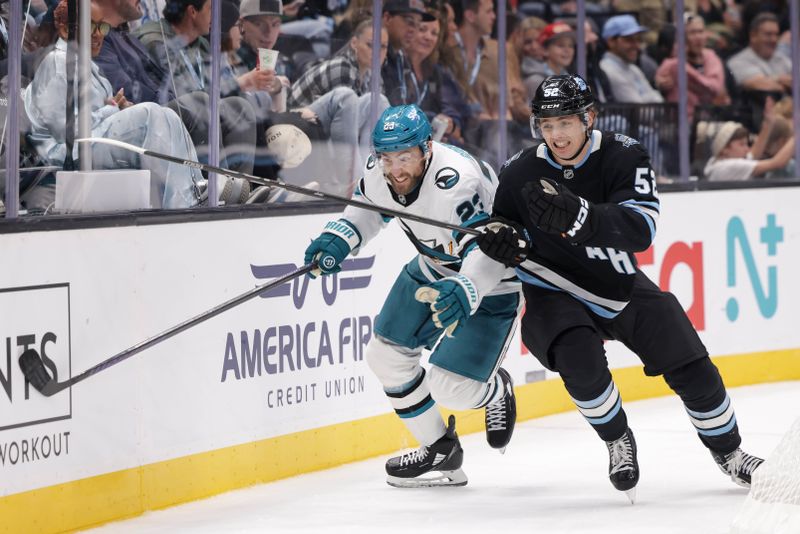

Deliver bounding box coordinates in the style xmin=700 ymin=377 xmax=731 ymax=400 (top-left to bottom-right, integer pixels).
xmin=372 ymin=105 xmax=432 ymax=155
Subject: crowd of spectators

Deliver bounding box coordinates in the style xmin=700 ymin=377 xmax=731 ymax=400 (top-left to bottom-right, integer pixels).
xmin=0 ymin=0 xmax=797 ymax=214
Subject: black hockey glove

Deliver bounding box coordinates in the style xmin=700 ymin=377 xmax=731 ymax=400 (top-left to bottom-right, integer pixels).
xmin=477 ymin=217 xmax=530 ymax=267
xmin=523 ymin=178 xmax=592 ymax=240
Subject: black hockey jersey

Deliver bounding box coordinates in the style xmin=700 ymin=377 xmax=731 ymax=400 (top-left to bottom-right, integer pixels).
xmin=493 ymin=130 xmax=660 ymax=318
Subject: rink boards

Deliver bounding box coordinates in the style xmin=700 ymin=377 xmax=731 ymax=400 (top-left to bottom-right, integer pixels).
xmin=2 ymin=188 xmax=800 ymax=533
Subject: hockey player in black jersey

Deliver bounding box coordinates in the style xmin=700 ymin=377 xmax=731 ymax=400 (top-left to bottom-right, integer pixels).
xmin=477 ymin=74 xmax=764 ymax=503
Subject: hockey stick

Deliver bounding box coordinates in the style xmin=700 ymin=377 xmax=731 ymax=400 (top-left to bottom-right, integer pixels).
xmin=18 ymin=263 xmax=317 ymax=397
xmin=76 ymin=138 xmax=482 ymax=237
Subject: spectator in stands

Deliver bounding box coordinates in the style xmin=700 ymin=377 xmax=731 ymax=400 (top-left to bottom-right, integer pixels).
xmin=380 ymin=0 xmax=433 ymax=112
xmin=577 ymin=17 xmax=614 ymax=104
xmin=611 ymin=0 xmax=666 ymax=46
xmin=290 ymin=19 xmax=387 ymax=108
xmin=447 ymin=0 xmax=531 ymax=167
xmin=232 ymin=0 xmax=379 ymax=191
xmin=330 ymin=0 xmax=372 ymax=51
xmin=655 ymin=13 xmax=729 ymax=121
xmin=761 ymin=115 xmax=795 ymax=178
xmin=435 ymin=1 xmax=469 ymax=104
xmin=126 ymin=0 xmax=259 ymax=175
xmin=234 ymin=0 xmax=291 ymax=78
xmin=524 ymin=22 xmax=575 ymax=101
xmin=384 ymin=0 xmax=429 ymax=54
xmin=450 ymin=0 xmax=493 ymax=101
xmin=442 ymin=1 xmax=459 ymax=51
xmin=600 ymin=14 xmax=663 ymax=104
xmin=463 ymin=0 xmax=528 ymax=125
xmin=217 ymin=1 xmax=279 ymax=98
xmin=434 ymin=1 xmax=473 ymax=141
xmin=399 ymin=8 xmax=469 ymax=143
xmin=726 ymin=13 xmax=791 ymax=96
xmin=24 ymin=0 xmax=201 ymax=209
xmin=288 ymin=18 xmax=390 ymax=152
xmin=279 ymin=0 xmax=335 ymax=59
xmin=703 ymin=120 xmax=795 ymax=181
xmin=695 ymin=0 xmax=727 ymax=25
xmin=739 ymin=0 xmax=790 ymax=45
xmin=515 ymin=16 xmax=547 ymax=94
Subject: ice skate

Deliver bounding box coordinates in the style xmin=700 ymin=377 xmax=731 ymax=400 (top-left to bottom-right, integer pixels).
xmin=711 ymin=447 xmax=764 ymax=488
xmin=385 ymin=415 xmax=467 ymax=488
xmin=605 ymin=427 xmax=639 ymax=503
xmin=485 ymin=368 xmax=516 ymax=453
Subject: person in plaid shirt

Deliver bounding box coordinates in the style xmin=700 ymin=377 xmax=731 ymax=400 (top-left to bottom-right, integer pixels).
xmin=289 ymin=19 xmax=388 ymax=109
xmin=285 ymin=18 xmax=390 ymax=183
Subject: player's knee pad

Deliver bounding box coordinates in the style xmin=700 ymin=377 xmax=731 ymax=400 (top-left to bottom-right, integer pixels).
xmin=365 ymin=334 xmax=422 ymax=389
xmin=549 ymin=326 xmax=610 ymax=393
xmin=427 ymin=365 xmax=486 ymax=410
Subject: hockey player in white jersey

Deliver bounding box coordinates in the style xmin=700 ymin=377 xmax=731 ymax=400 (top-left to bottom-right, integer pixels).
xmin=304 ymin=105 xmax=523 ymax=487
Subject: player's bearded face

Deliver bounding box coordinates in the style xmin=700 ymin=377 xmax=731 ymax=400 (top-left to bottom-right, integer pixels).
xmin=379 ymin=147 xmax=427 ymax=195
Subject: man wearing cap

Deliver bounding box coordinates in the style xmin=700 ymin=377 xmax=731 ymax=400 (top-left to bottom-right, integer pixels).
xmin=384 ymin=0 xmax=433 ymax=52
xmin=235 ymin=0 xmax=301 ymax=83
xmin=232 ymin=0 xmax=387 ymax=192
xmin=599 ymin=14 xmax=663 ymax=104
xmin=96 ymin=0 xmax=258 ymax=178
xmin=380 ymin=0 xmax=434 ymax=113
xmin=524 ymin=22 xmax=575 ymax=101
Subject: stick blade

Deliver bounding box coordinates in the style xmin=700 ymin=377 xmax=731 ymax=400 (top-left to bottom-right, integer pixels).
xmin=18 ymin=349 xmax=56 ymax=395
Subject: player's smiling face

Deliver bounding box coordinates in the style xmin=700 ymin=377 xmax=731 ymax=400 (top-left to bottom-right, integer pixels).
xmin=538 ymin=113 xmax=593 ymax=163
xmin=379 ymin=146 xmax=428 ymax=195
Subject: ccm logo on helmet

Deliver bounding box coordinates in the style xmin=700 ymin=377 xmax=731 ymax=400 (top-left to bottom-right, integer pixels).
xmin=566 ymin=197 xmax=590 ymax=238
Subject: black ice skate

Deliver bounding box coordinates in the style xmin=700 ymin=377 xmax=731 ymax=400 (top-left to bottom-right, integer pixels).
xmin=385 ymin=415 xmax=467 ymax=488
xmin=605 ymin=427 xmax=640 ymax=504
xmin=711 ymin=448 xmax=764 ymax=488
xmin=485 ymin=367 xmax=516 ymax=453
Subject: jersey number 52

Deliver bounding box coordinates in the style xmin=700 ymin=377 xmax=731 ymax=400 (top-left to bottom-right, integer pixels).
xmin=634 ymin=167 xmax=658 ymax=196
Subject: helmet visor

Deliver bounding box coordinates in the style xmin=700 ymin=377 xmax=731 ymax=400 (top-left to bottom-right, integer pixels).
xmin=530 ymin=114 xmax=589 ymax=139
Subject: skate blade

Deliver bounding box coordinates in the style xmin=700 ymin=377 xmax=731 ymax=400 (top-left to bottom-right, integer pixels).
xmin=730 ymin=475 xmax=751 ymax=489
xmin=624 ymin=487 xmax=637 ymax=504
xmin=386 ymin=468 xmax=468 ymax=488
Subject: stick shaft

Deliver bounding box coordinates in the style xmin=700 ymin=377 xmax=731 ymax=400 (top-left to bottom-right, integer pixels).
xmin=80 ymin=138 xmax=481 ymax=237
xmin=52 ymin=263 xmax=316 ymax=393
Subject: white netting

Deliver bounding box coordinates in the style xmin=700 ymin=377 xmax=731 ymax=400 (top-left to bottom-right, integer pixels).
xmin=730 ymin=418 xmax=800 ymax=534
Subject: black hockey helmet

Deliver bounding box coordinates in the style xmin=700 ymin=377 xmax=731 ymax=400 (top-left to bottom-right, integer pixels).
xmin=530 ymin=74 xmax=595 ymax=119
xmin=530 ymin=75 xmax=596 ymax=162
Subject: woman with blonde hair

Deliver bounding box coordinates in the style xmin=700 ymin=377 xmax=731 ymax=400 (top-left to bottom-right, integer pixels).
xmin=390 ymin=7 xmax=469 ymax=144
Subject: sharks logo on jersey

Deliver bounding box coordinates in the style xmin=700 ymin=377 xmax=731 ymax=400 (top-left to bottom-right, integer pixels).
xmin=434 ymin=167 xmax=460 ymax=190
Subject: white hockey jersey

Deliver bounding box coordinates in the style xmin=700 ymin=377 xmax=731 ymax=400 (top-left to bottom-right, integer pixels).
xmin=332 ymin=141 xmax=519 ymax=300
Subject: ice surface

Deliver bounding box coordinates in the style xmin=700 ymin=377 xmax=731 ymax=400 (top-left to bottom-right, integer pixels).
xmin=84 ymin=381 xmax=799 ymax=534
